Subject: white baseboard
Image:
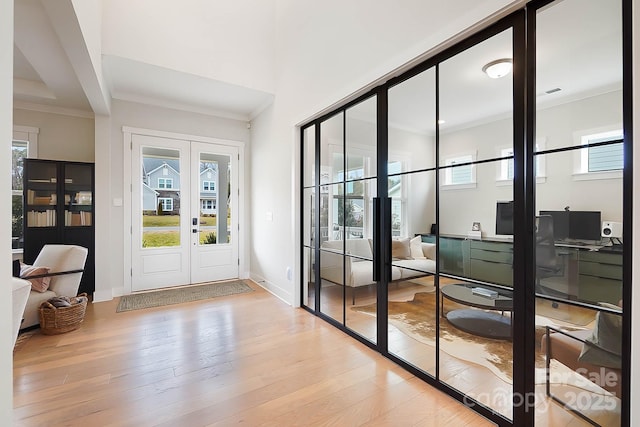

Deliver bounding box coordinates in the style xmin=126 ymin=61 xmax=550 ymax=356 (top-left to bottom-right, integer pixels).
xmin=249 ymin=273 xmax=293 ymax=306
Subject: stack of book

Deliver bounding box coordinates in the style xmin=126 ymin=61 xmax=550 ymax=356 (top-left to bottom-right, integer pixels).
xmin=27 ymin=210 xmax=56 ymax=227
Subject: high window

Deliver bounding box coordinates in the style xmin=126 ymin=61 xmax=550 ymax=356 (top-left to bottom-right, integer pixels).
xmin=158 ymin=178 xmax=173 ymax=189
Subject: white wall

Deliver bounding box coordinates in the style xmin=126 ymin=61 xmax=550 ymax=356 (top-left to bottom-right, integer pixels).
xmin=13 ymin=108 xmax=95 ymax=162
xmin=95 ymin=99 xmax=250 ymax=300
xmin=101 ymin=0 xmax=276 ymax=94
xmin=439 ymin=90 xmax=623 ymax=237
xmin=1 ymin=0 xmax=13 ymax=420
xmin=250 ymin=0 xmax=522 ymax=306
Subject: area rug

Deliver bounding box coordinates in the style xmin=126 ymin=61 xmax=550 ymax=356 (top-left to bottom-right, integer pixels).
xmin=117 ymin=280 xmax=253 ymax=312
xmin=352 ymin=292 xmax=578 ymax=384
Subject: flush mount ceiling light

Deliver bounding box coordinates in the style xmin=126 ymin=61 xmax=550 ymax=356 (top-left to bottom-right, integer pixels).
xmin=482 ymin=58 xmax=513 ymax=79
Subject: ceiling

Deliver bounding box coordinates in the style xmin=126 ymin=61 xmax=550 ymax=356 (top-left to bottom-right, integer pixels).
xmin=13 ymin=0 xmax=621 ymax=126
xmin=12 ymin=0 xmax=274 ymax=120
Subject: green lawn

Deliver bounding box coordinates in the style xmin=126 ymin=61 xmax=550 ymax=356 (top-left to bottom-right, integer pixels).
xmin=142 ymin=231 xmax=180 ymax=247
xmin=143 ymin=215 xmax=217 ymax=227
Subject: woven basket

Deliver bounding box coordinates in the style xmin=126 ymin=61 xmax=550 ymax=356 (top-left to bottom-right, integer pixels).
xmin=38 ymin=293 xmax=88 ymax=335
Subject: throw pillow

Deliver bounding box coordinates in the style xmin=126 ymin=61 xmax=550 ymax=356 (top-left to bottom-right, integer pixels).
xmin=409 ymin=236 xmax=426 ymax=259
xmin=391 ymin=238 xmax=411 ymax=259
xmin=578 ymin=309 xmax=622 ymax=369
xmin=20 ymin=264 xmax=52 ymax=293
xmin=421 ymin=242 xmax=436 ymax=260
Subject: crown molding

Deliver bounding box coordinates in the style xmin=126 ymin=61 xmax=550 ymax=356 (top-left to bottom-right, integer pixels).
xmin=13 ymin=100 xmax=95 ymax=119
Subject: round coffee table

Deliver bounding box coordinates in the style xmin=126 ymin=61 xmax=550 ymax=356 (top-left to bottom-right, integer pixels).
xmin=441 ymin=284 xmax=513 ymax=340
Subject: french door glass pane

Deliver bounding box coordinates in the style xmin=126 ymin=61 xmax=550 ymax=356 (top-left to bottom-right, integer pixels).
xmin=319 ymin=183 xmax=344 ymax=322
xmin=141 ymin=147 xmax=181 ymax=248
xmin=199 ymin=152 xmax=231 ymax=245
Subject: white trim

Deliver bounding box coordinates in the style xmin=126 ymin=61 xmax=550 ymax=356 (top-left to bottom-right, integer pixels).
xmin=13 ymin=100 xmax=94 ymax=119
xmin=13 ymin=125 xmax=38 ymax=157
xmin=122 ymin=127 xmax=246 ymax=296
xmin=573 ymin=171 xmax=623 ymax=181
xmin=440 ymin=182 xmax=478 ymax=191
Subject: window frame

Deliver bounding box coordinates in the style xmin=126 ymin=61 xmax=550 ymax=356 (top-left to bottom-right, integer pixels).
xmin=158 ymin=197 xmax=173 ymax=211
xmin=573 ymin=127 xmax=623 ymax=181
xmin=158 ymin=177 xmax=174 ymax=189
xmin=12 ymin=126 xmax=39 ymax=253
xmin=203 ymin=180 xmax=215 ymax=192
xmin=442 ymin=152 xmax=477 ymax=189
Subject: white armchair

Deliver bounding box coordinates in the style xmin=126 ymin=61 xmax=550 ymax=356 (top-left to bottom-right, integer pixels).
xmin=21 ymin=245 xmax=88 ymax=329
xmin=12 ymin=277 xmax=31 ymax=346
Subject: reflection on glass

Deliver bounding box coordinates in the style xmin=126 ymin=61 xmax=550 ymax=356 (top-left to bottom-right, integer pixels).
xmin=141 ymin=147 xmax=181 ymax=248
xmin=388 ymin=67 xmax=436 ymax=172
xmin=198 ymin=152 xmax=231 ymax=245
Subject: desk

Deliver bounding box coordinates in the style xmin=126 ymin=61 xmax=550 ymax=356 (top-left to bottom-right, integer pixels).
xmin=421 ymin=234 xmax=623 ymax=305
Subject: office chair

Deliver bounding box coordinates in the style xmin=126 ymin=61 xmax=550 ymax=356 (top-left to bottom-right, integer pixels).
xmin=535 ymin=215 xmax=565 ymax=296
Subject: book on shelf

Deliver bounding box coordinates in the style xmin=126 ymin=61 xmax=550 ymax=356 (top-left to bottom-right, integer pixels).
xmin=27 ymin=209 xmax=56 ymax=227
xmin=74 ymin=191 xmax=92 ymax=205
xmin=65 ymin=210 xmax=92 ymax=226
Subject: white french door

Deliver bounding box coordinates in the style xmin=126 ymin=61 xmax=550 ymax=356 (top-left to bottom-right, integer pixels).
xmin=131 ymin=134 xmax=239 ymax=291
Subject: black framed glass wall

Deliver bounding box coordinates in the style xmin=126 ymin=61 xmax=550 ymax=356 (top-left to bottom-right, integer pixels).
xmin=300 ymin=1 xmax=630 ymax=425
xmin=531 ymin=0 xmax=627 ymax=425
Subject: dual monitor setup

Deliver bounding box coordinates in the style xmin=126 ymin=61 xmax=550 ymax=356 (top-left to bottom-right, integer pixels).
xmin=495 ymin=201 xmax=619 ymax=245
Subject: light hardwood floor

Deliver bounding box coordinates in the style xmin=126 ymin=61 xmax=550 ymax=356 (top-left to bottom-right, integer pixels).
xmin=13 ymin=280 xmax=494 ymax=427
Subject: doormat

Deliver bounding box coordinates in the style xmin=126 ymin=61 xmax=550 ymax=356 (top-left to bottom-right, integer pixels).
xmin=117 ymin=280 xmax=253 ymax=312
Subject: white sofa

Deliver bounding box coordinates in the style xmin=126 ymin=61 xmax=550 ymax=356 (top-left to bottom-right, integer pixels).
xmin=320 ymin=236 xmax=436 ymax=303
xmin=21 ymin=245 xmax=88 ymax=329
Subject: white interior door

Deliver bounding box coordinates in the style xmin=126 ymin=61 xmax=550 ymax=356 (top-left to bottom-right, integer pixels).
xmin=131 ymin=135 xmax=239 ymax=291
xmin=190 ymin=142 xmax=239 ymax=283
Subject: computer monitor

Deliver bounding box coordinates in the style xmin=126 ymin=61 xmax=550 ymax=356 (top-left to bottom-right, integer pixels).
xmin=495 ymin=201 xmax=514 ymax=235
xmin=569 ymin=211 xmax=602 ymax=241
xmin=539 ymin=210 xmax=570 ymax=240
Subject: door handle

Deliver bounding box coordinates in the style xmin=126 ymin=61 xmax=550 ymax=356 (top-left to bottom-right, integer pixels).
xmin=373 ymin=197 xmax=380 ymax=282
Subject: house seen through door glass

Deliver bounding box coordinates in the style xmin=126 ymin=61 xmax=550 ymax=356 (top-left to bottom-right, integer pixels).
xmin=141 ymin=147 xmax=182 ymax=248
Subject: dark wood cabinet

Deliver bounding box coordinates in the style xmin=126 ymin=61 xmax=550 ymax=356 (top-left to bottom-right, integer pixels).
xmin=23 ymin=159 xmax=95 ymax=295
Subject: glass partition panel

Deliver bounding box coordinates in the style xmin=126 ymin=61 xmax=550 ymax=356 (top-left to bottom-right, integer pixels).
xmin=388 ymin=68 xmax=436 ymax=172
xmin=439 ymin=29 xmax=513 ymax=167
xmin=320 ymin=113 xmax=344 ymax=185
xmin=534 ymin=150 xmax=622 ymax=427
xmin=302 ymin=246 xmax=316 ymax=311
xmin=303 ymin=125 xmax=316 ymax=187
xmin=534 ymin=1 xmax=623 ymax=425
xmin=438 ymin=24 xmax=514 ymax=418
xmin=387 ymin=170 xmax=436 ymax=376
xmin=303 ymin=187 xmax=315 ymax=248
xmin=319 ymin=183 xmax=344 ymax=322
xmin=346 ymin=96 xmax=377 ymax=180
xmin=344 ymin=177 xmax=377 ymax=342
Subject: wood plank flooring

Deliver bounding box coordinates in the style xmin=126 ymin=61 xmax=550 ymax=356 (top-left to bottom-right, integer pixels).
xmin=13 ymin=281 xmax=494 ymax=427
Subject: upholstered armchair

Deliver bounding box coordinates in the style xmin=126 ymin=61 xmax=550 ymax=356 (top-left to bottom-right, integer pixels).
xmin=12 ymin=277 xmax=31 ymax=346
xmin=20 ymin=245 xmax=88 ymax=329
